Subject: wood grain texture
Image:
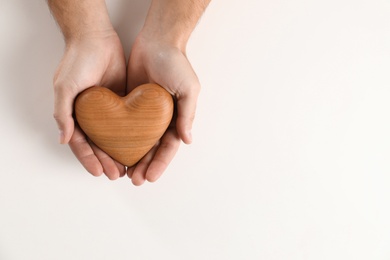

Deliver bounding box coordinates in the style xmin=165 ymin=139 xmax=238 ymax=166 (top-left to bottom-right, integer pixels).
xmin=75 ymin=83 xmax=174 ymax=167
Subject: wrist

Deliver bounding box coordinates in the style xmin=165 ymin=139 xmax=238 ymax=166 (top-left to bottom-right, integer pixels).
xmin=138 ymin=27 xmax=188 ymax=53
xmin=140 ymin=0 xmax=208 ymax=52
xmin=65 ymin=28 xmax=118 ymax=47
xmin=62 ymin=15 xmax=114 ymax=45
xmin=48 ymin=0 xmax=114 ymax=44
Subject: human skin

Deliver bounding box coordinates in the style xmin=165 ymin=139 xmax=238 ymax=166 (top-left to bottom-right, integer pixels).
xmin=48 ymin=0 xmax=127 ymax=180
xmin=48 ymin=0 xmax=210 ymax=185
xmin=126 ymin=0 xmax=211 ymax=185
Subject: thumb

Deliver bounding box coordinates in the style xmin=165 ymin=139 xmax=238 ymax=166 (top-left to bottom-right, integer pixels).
xmin=175 ymin=83 xmax=200 ymax=144
xmin=53 ymin=85 xmax=76 ymax=144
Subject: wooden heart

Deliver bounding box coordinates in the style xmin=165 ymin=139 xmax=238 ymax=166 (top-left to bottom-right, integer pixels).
xmin=75 ymin=83 xmax=174 ymax=167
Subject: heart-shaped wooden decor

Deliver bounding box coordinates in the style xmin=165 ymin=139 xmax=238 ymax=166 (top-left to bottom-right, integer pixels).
xmin=75 ymin=83 xmax=174 ymax=167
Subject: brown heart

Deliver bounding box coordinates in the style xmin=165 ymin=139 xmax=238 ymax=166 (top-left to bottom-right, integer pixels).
xmin=75 ymin=83 xmax=174 ymax=167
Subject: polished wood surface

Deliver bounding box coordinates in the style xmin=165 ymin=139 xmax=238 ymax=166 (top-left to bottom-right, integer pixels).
xmin=75 ymin=83 xmax=174 ymax=167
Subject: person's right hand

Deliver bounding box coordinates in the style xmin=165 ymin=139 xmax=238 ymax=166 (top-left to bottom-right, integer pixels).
xmin=53 ymin=30 xmax=127 ymax=180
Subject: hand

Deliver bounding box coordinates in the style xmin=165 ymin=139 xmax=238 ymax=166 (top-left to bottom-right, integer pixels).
xmin=126 ymin=35 xmax=201 ymax=186
xmin=53 ymin=31 xmax=127 ymax=180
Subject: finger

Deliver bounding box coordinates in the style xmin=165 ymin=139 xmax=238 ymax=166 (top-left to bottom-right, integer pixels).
xmin=118 ymin=162 xmax=127 ymax=178
xmin=176 ymin=82 xmax=200 ymax=144
xmin=68 ymin=127 xmax=103 ymax=177
xmin=90 ymin=142 xmax=123 ymax=181
xmin=53 ymin=85 xmax=77 ymax=144
xmin=130 ymin=144 xmax=159 ymax=186
xmin=145 ymin=129 xmax=181 ymax=183
xmin=127 ymin=165 xmax=135 ymax=180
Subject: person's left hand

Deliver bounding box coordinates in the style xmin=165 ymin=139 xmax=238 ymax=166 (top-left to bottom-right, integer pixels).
xmin=126 ymin=35 xmax=201 ymax=186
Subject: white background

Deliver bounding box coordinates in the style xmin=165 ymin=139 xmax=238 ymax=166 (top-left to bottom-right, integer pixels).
xmin=1 ymin=0 xmax=390 ymax=259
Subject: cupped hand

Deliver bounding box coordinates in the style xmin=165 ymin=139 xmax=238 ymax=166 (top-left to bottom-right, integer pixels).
xmin=53 ymin=31 xmax=127 ymax=180
xmin=126 ymin=35 xmax=201 ymax=185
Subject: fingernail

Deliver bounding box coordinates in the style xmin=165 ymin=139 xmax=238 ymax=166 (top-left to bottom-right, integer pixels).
xmin=187 ymin=131 xmax=193 ymax=143
xmin=58 ymin=130 xmax=64 ymax=144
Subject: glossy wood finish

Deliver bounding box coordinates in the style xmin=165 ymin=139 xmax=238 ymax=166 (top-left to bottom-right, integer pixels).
xmin=75 ymin=83 xmax=174 ymax=167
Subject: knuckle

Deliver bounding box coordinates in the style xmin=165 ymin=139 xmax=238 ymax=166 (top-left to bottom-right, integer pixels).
xmin=52 ymin=112 xmax=63 ymax=122
xmin=186 ymin=111 xmax=195 ymax=123
xmin=194 ymin=80 xmax=201 ymax=91
xmin=53 ymin=77 xmax=79 ymax=95
xmin=189 ymin=79 xmax=201 ymax=93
